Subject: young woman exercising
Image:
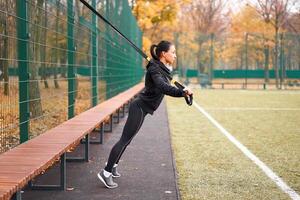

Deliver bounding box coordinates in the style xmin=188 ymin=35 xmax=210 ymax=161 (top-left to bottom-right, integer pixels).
xmin=97 ymin=40 xmax=193 ymax=189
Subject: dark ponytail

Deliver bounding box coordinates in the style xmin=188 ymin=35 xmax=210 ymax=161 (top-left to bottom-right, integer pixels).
xmin=150 ymin=44 xmax=159 ymax=60
xmin=150 ymin=40 xmax=173 ymax=61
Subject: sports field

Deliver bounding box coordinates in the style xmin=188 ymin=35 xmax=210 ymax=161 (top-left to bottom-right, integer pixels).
xmin=166 ymin=89 xmax=300 ymax=200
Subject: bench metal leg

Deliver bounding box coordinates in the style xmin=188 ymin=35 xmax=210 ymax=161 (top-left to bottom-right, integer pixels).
xmin=113 ymin=109 xmax=120 ymax=124
xmin=29 ymin=153 xmax=66 ymax=190
xmin=120 ymin=105 xmax=125 ymax=118
xmin=104 ymin=115 xmax=113 ymax=132
xmin=99 ymin=123 xmax=104 ymax=144
xmin=66 ymin=134 xmax=89 ymax=162
xmin=89 ymin=122 xmax=104 ymax=144
xmin=12 ymin=190 xmax=22 ymax=200
xmin=61 ymin=153 xmax=66 ymax=189
xmin=125 ymin=102 xmax=130 ymax=113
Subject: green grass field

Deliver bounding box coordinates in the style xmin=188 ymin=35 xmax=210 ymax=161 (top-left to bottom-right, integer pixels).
xmin=166 ymin=89 xmax=300 ymax=200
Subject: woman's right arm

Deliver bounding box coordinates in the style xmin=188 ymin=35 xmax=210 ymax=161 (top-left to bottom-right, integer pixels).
xmin=149 ymin=67 xmax=185 ymax=97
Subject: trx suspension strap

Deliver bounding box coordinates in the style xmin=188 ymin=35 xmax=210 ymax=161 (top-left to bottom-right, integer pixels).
xmin=79 ymin=0 xmax=193 ymax=106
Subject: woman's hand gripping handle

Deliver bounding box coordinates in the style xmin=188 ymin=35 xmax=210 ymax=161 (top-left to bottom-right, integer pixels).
xmin=174 ymin=81 xmax=193 ymax=106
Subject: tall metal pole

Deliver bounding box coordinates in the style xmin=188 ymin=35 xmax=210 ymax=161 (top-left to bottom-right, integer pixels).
xmin=209 ymin=33 xmax=214 ymax=84
xmin=105 ymin=0 xmax=111 ymax=99
xmin=17 ymin=0 xmax=29 ymax=143
xmin=245 ymin=32 xmax=248 ymax=89
xmin=279 ymin=33 xmax=284 ymax=89
xmin=67 ymin=0 xmax=75 ymax=119
xmin=264 ymin=45 xmax=269 ymax=84
xmin=174 ymin=32 xmax=181 ymax=76
xmin=91 ymin=0 xmax=98 ymax=106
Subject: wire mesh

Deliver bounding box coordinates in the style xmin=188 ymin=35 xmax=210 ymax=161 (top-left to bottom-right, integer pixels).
xmin=0 ymin=0 xmax=19 ymax=152
xmin=0 ymin=0 xmax=143 ymax=153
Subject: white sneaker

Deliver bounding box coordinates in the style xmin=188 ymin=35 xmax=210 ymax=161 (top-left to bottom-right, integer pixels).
xmin=112 ymin=166 xmax=121 ymax=178
xmin=97 ymin=169 xmax=118 ymax=189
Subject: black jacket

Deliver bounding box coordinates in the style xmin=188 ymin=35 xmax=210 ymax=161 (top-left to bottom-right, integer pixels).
xmin=137 ymin=60 xmax=185 ymax=114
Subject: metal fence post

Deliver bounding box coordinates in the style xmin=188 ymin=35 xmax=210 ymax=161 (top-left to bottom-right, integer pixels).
xmin=17 ymin=0 xmax=29 ymax=143
xmin=264 ymin=45 xmax=269 ymax=84
xmin=91 ymin=0 xmax=98 ymax=106
xmin=67 ymin=0 xmax=75 ymax=119
xmin=105 ymin=0 xmax=111 ymax=99
xmin=244 ymin=32 xmax=248 ymax=89
xmin=209 ymin=33 xmax=214 ymax=84
xmin=279 ymin=33 xmax=284 ymax=89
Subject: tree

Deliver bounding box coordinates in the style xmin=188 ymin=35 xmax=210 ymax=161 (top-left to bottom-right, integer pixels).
xmin=28 ymin=0 xmax=45 ymax=118
xmin=190 ymin=0 xmax=227 ymax=34
xmin=0 ymin=0 xmax=10 ymax=96
xmin=185 ymin=0 xmax=227 ymax=78
xmin=53 ymin=0 xmax=61 ymax=89
xmin=132 ymin=0 xmax=181 ymax=54
xmin=253 ymin=0 xmax=298 ymax=88
xmin=284 ymin=11 xmax=300 ymax=70
xmin=230 ymin=5 xmax=274 ymax=80
xmin=41 ymin=0 xmax=49 ymax=89
xmin=73 ymin=0 xmax=93 ymax=98
xmin=284 ymin=11 xmax=300 ymax=33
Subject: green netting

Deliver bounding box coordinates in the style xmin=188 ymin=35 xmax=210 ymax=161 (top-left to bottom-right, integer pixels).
xmin=0 ymin=0 xmax=143 ymax=153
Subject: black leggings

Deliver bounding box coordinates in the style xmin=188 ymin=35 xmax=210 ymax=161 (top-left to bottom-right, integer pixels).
xmin=105 ymin=99 xmax=147 ymax=172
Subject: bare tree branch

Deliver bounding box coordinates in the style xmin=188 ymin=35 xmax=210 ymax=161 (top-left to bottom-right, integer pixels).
xmin=189 ymin=0 xmax=227 ymax=34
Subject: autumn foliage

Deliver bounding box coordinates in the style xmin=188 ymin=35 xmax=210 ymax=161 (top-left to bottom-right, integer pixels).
xmin=132 ymin=0 xmax=300 ymax=74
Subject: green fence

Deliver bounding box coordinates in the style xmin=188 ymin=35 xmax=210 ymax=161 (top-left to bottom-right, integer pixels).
xmin=176 ymin=32 xmax=300 ymax=86
xmin=0 ymin=0 xmax=144 ymax=153
xmin=184 ymin=69 xmax=300 ymax=79
xmin=213 ymin=69 xmax=300 ymax=79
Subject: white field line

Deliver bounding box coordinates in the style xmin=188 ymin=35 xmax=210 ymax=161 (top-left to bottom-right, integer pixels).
xmin=204 ymin=107 xmax=300 ymax=111
xmin=193 ymin=101 xmax=300 ymax=200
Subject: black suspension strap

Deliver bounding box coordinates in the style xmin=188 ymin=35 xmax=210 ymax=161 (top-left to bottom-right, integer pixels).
xmin=78 ymin=0 xmax=193 ymax=106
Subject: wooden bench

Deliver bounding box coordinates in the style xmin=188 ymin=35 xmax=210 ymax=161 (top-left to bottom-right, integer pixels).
xmin=0 ymin=83 xmax=144 ymax=200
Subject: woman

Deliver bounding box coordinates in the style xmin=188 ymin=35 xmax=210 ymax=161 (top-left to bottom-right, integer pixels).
xmin=97 ymin=40 xmax=193 ymax=189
